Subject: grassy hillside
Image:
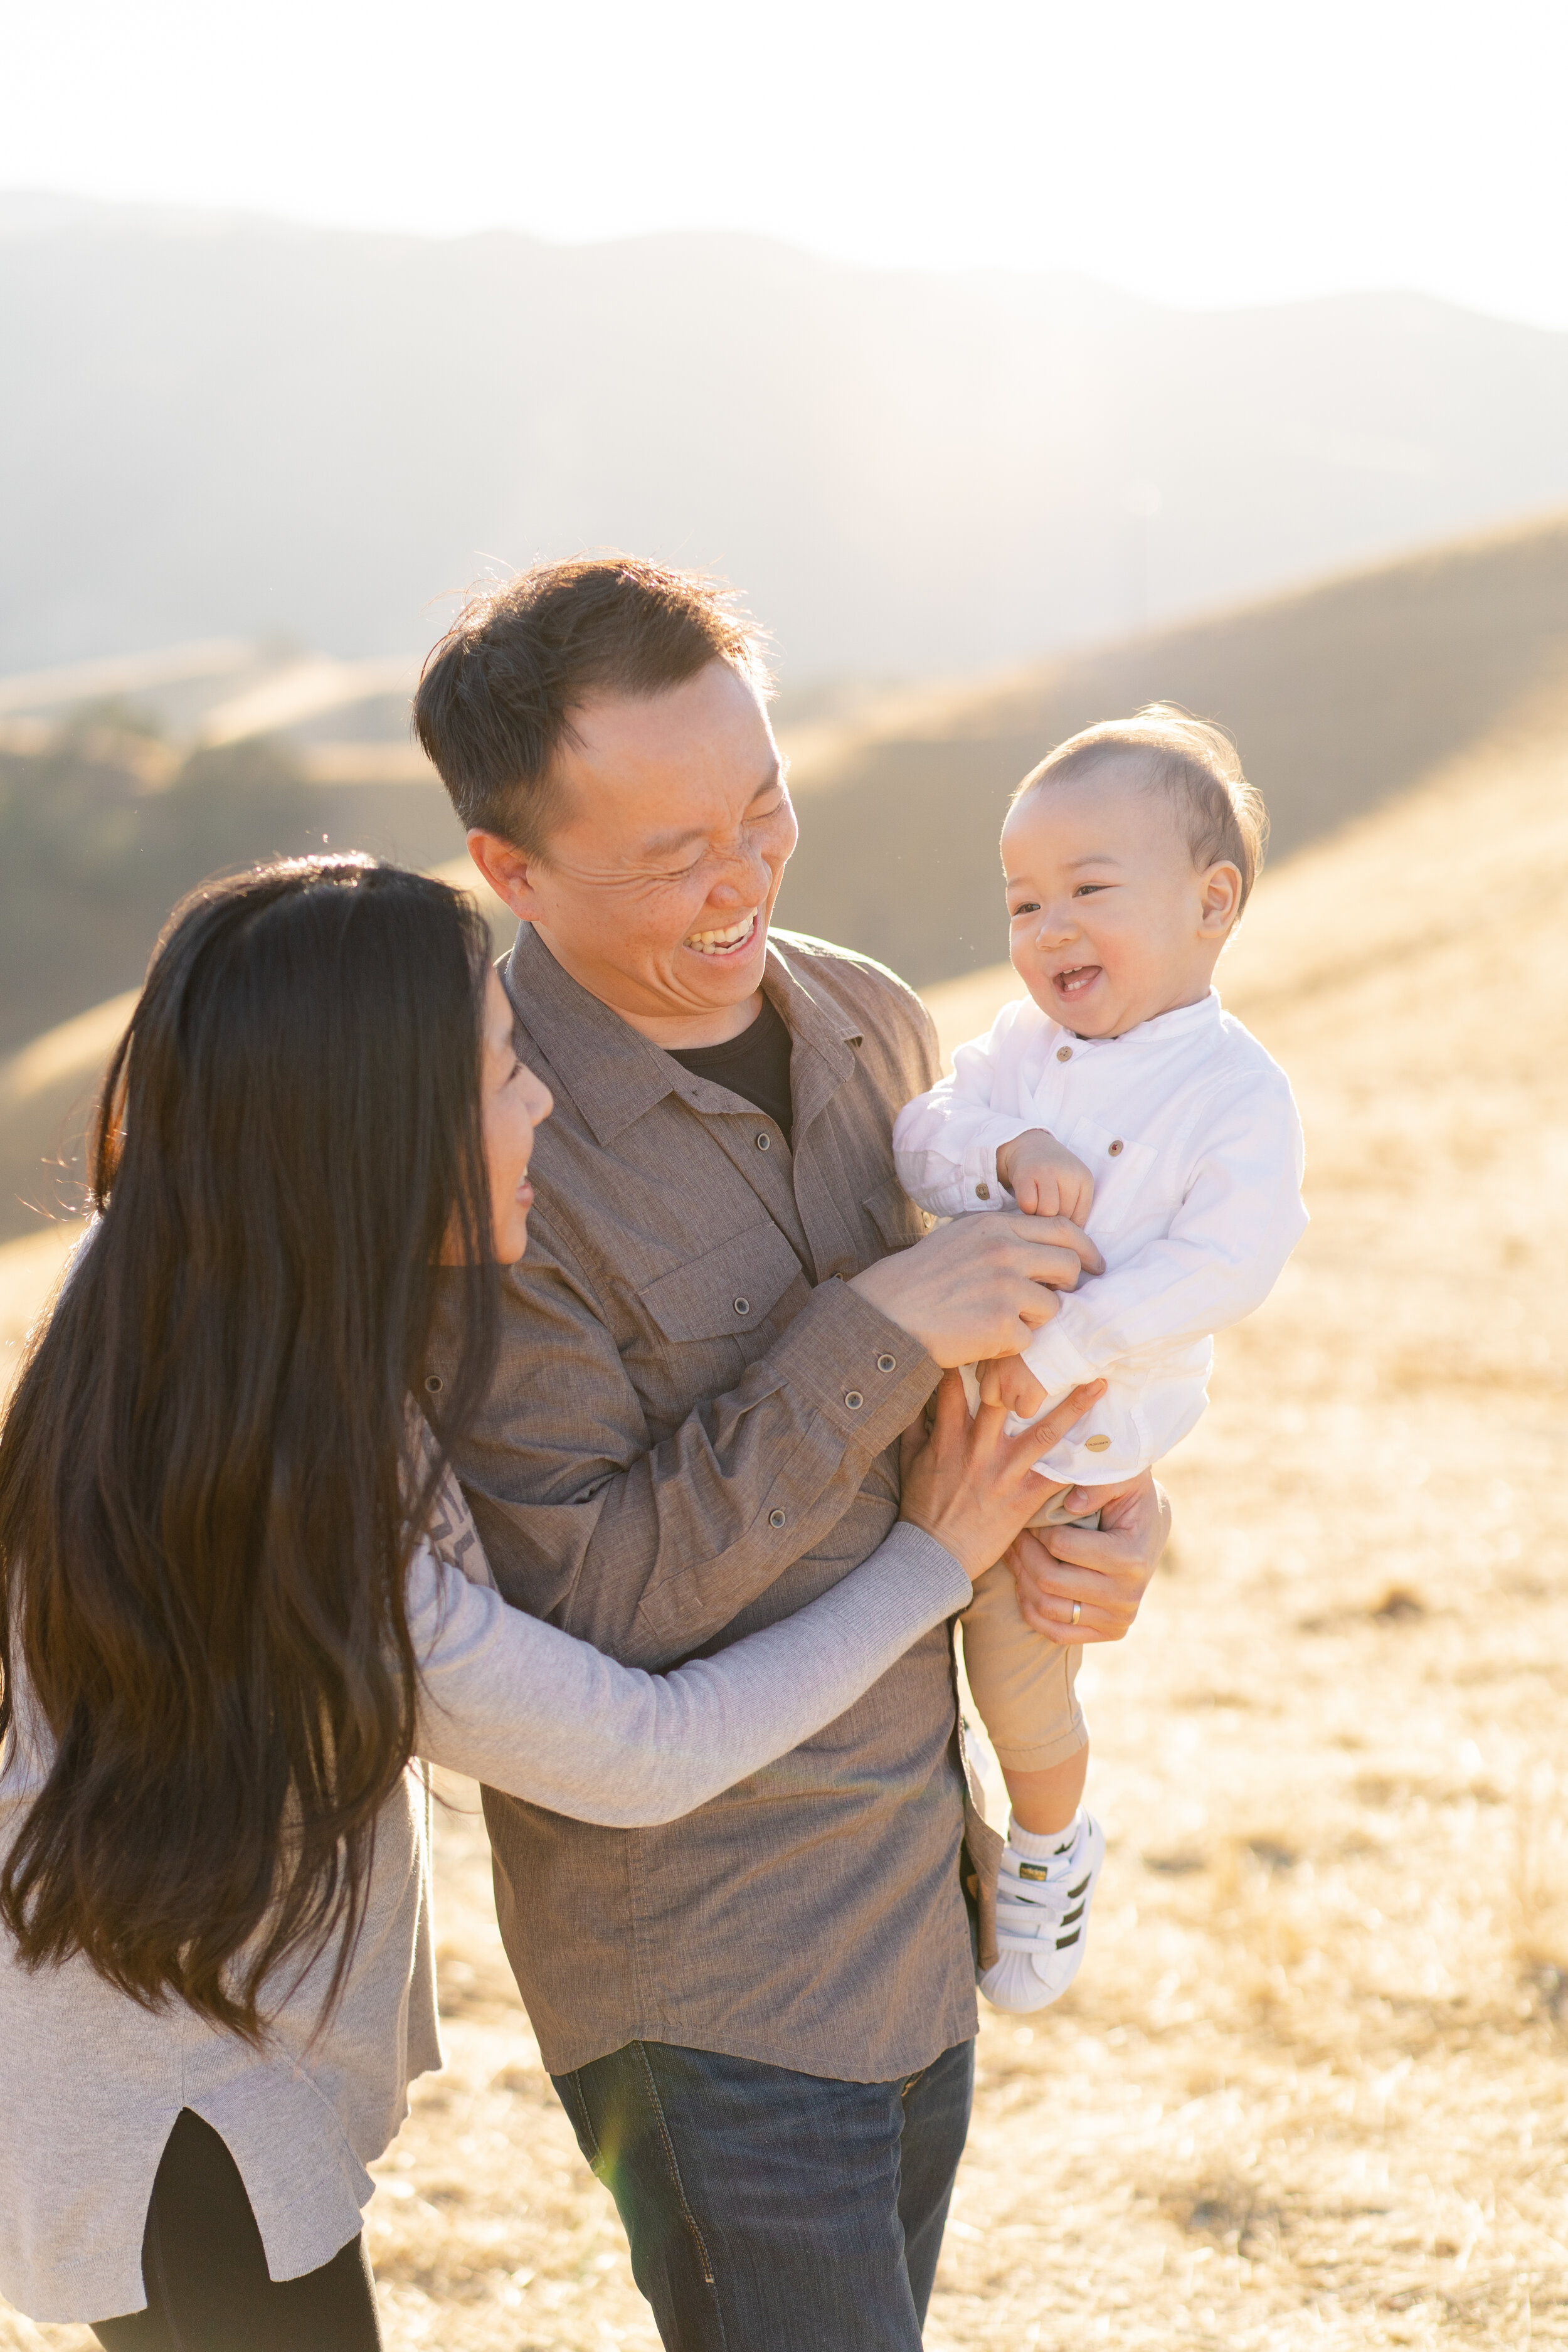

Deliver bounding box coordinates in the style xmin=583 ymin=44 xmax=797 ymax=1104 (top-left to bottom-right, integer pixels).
xmin=0 ymin=726 xmax=466 ymax=1052
xmin=4 ymin=500 xmax=1565 ymax=1243
xmin=4 ymin=706 xmax=1566 ymax=2349
xmin=776 ymin=505 xmax=1568 ymax=984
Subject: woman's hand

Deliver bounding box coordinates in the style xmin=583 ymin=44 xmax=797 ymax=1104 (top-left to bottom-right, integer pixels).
xmin=1005 ymin=1470 xmax=1172 ymax=1644
xmin=896 ymin=1369 xmax=1107 ymax=1582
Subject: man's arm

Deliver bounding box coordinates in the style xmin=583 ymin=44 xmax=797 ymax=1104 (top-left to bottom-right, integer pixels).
xmin=452 ymin=1214 xmax=942 ymax=1668
xmin=447 ymin=1205 xmax=1103 ymax=1671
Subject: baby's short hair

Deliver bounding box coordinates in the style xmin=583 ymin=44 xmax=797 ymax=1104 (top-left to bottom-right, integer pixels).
xmin=1013 ymin=704 xmax=1268 ymax=916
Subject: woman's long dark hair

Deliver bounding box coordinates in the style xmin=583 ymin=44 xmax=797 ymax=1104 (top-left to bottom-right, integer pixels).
xmin=0 ymin=859 xmax=501 ymax=2037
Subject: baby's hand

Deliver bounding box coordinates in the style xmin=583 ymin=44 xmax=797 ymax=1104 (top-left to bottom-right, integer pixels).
xmin=976 ymin=1355 xmax=1049 ymax=1420
xmin=995 ymin=1128 xmax=1096 ymax=1226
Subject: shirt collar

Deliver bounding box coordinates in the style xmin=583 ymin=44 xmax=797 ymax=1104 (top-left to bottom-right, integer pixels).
xmin=1051 ymin=986 xmax=1223 ymax=1054
xmin=502 ymin=922 xmax=861 ymax=1148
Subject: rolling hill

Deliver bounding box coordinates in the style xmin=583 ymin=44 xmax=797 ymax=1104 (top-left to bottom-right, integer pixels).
xmin=3 ymin=502 xmax=1565 ymax=1246
xmin=775 ymin=505 xmax=1568 ymax=983
xmin=7 ymin=196 xmax=1568 ymax=680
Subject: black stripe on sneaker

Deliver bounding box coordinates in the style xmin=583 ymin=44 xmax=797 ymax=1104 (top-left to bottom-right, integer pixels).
xmin=1055 ymin=1929 xmax=1081 ymax=1948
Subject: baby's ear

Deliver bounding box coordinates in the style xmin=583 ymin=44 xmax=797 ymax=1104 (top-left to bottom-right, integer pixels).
xmin=1197 ymin=860 xmax=1244 ymax=935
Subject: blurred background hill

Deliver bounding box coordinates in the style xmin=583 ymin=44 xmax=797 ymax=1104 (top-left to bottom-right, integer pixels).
xmin=7 ymin=196 xmax=1568 ymax=682
xmin=776 ymin=503 xmax=1568 ymax=982
xmin=4 ymin=498 xmax=1567 ymax=1244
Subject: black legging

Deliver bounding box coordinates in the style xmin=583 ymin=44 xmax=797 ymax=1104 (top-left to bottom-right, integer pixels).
xmin=91 ymin=2109 xmax=383 ymax=2351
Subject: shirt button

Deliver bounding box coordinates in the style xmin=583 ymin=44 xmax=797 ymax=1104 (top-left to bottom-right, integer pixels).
xmin=1085 ymin=1434 xmax=1111 ymax=1451
xmin=844 ymin=1390 xmax=864 ymax=1410
xmin=424 ymin=1374 xmax=443 ymax=1394
xmin=769 ymin=1508 xmax=788 ymax=1528
xmin=1108 ymin=1140 xmax=1124 ymax=1157
xmin=975 ymin=1182 xmax=990 ymax=1200
xmin=755 ymin=1132 xmax=771 ymax=1150
xmin=734 ymin=1297 xmax=751 ymax=1316
xmin=1056 ymin=1046 xmax=1073 ymax=1062
xmin=876 ymin=1353 xmax=898 ymax=1373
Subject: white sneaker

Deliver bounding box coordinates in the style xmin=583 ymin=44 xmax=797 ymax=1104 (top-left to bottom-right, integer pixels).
xmin=978 ymin=1811 xmax=1106 ymax=2015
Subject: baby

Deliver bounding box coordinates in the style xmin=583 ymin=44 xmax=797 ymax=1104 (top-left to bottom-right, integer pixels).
xmin=893 ymin=705 xmax=1306 ymax=2014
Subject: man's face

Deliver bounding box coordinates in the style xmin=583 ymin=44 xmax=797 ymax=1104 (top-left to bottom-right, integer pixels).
xmin=476 ymin=661 xmax=798 ymax=1048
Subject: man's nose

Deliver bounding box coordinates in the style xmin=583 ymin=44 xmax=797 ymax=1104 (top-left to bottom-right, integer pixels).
xmin=706 ymin=839 xmax=771 ymax=907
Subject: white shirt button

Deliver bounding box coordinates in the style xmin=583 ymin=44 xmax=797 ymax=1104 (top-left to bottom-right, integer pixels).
xmin=1056 ymin=1046 xmax=1073 ymax=1062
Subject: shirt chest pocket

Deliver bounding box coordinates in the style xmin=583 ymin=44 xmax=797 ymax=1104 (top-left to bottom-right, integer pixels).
xmin=637 ymin=1220 xmax=808 ymax=1347
xmin=1061 ymin=1114 xmax=1173 ymax=1255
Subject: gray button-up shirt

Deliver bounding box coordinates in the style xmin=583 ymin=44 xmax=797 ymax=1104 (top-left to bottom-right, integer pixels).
xmin=434 ymin=923 xmax=1000 ymax=2082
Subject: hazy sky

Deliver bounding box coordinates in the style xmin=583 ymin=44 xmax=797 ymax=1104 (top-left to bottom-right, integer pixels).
xmin=9 ymin=0 xmax=1568 ymax=328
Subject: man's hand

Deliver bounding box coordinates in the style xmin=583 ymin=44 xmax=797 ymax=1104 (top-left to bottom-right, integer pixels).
xmin=975 ymin=1355 xmax=1049 ymax=1419
xmin=996 ymin=1128 xmax=1096 ymax=1225
xmin=850 ymin=1210 xmax=1105 ymax=1368
xmin=1004 ymin=1469 xmax=1170 ymax=1645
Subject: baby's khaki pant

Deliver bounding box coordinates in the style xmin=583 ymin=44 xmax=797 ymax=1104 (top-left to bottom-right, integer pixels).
xmin=960 ymin=1493 xmax=1098 ymax=1774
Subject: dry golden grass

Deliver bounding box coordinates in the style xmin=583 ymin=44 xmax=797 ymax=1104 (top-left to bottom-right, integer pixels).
xmin=4 ymin=712 xmax=1568 ymax=2348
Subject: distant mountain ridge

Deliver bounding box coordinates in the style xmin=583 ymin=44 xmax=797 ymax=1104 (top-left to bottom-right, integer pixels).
xmin=5 ymin=198 xmax=1568 ymax=677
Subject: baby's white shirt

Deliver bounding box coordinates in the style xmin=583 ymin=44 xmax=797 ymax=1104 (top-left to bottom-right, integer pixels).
xmin=892 ymin=987 xmax=1307 ymax=1485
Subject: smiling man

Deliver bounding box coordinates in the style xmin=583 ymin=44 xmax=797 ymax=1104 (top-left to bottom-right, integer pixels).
xmin=414 ymin=558 xmax=1169 ymax=2351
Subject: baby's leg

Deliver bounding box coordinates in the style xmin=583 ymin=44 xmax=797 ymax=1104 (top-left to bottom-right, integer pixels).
xmin=992 ymin=1490 xmax=1100 ymax=1832
xmin=961 ymin=1512 xmax=1104 ymax=2015
xmin=1003 ymin=1751 xmax=1088 ymax=1838
xmin=960 ymin=1558 xmax=1090 ymax=1808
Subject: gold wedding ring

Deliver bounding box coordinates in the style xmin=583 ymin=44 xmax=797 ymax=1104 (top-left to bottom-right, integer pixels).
xmin=1071 ymin=1601 xmax=1081 ymax=1626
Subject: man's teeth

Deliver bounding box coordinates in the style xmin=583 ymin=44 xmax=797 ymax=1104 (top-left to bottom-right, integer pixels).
xmin=686 ymin=913 xmax=756 ymax=955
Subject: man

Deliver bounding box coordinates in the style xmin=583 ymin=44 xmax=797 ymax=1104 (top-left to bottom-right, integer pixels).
xmin=415 ymin=558 xmax=1169 ymax=2349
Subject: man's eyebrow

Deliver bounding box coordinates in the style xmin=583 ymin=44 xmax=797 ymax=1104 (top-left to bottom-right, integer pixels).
xmin=642 ymin=763 xmax=783 ymax=857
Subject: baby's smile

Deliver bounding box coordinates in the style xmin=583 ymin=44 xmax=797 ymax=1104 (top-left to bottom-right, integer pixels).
xmin=1050 ymin=962 xmax=1103 ymax=1007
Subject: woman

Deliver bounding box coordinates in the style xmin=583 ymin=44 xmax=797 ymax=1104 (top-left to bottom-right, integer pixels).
xmin=0 ymin=858 xmax=1099 ymax=2349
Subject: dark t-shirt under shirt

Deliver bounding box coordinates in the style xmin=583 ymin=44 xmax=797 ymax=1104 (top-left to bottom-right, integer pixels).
xmin=668 ymin=992 xmax=794 ymax=1144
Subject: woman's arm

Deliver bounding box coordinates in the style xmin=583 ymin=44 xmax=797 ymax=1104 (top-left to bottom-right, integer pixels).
xmin=409 ymin=1521 xmax=971 ymax=1825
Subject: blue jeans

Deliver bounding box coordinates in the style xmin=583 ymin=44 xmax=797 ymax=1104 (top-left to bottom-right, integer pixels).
xmin=553 ymin=2037 xmax=974 ymax=2350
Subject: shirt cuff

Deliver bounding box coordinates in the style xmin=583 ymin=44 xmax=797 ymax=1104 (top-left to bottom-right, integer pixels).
xmin=773 ymin=1277 xmax=941 ymax=1451
xmin=963 ymin=1115 xmax=1043 ymax=1205
xmin=1020 ymin=1316 xmax=1099 ymax=1394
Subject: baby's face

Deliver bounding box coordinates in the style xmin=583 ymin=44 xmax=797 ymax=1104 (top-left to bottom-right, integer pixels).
xmin=1001 ymin=761 xmax=1237 ymax=1038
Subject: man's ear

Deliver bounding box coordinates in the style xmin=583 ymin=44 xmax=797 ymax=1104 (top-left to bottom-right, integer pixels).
xmin=468 ymin=829 xmax=544 ymax=922
xmin=1197 ymin=860 xmax=1243 ymax=937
